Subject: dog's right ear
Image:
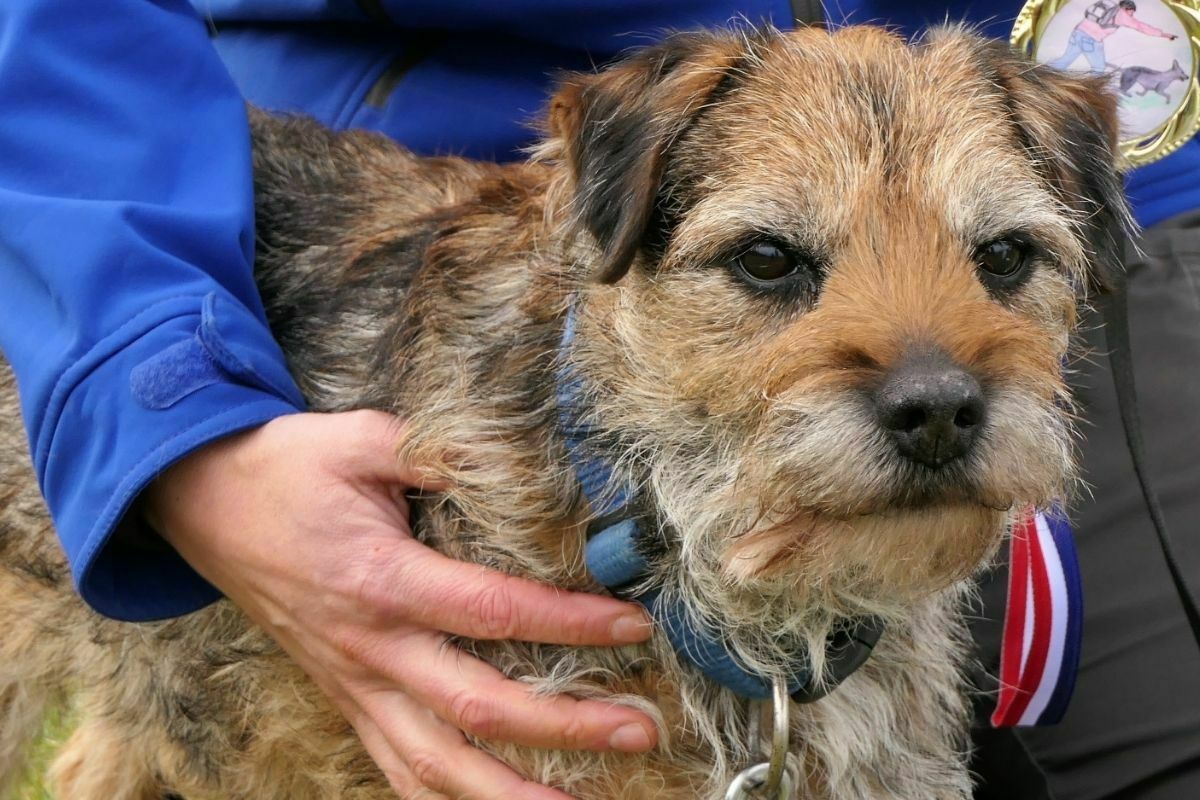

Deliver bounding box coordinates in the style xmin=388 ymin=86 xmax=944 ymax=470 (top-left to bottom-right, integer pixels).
xmin=548 ymin=32 xmax=751 ymax=283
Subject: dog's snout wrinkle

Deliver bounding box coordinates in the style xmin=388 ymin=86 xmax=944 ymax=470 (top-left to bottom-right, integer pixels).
xmin=875 ymin=348 xmax=985 ymax=469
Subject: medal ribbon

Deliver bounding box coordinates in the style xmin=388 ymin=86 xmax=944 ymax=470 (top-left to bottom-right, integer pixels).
xmin=991 ymin=509 xmax=1083 ymax=727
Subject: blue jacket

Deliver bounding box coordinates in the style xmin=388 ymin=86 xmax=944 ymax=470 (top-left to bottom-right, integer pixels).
xmin=1 ymin=0 xmax=1197 ymax=621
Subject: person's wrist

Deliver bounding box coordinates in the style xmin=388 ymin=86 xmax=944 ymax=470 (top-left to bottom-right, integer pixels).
xmin=141 ymin=421 xmax=265 ymax=550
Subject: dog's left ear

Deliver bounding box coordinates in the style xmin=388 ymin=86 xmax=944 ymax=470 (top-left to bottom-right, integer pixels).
xmin=548 ymin=32 xmax=749 ymax=283
xmin=985 ymin=43 xmax=1135 ymax=295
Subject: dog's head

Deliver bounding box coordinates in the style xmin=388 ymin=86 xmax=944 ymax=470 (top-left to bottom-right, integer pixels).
xmin=544 ymin=26 xmax=1129 ymax=638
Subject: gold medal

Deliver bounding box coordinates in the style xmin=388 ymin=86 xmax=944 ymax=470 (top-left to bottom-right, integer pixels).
xmin=1013 ymin=0 xmax=1200 ymax=165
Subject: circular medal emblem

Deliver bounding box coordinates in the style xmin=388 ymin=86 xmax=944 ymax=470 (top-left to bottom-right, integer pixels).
xmin=1013 ymin=0 xmax=1200 ymax=165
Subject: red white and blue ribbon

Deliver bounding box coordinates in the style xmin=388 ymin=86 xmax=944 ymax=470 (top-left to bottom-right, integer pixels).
xmin=991 ymin=509 xmax=1083 ymax=728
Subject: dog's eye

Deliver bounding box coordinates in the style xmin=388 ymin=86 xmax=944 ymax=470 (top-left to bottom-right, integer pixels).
xmin=734 ymin=243 xmax=798 ymax=282
xmin=974 ymin=237 xmax=1030 ymax=280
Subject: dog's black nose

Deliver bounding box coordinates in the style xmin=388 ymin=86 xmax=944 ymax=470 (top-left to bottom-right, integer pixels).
xmin=875 ymin=351 xmax=985 ymax=469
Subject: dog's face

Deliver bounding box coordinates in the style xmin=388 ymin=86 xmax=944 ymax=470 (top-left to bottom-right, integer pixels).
xmin=547 ymin=26 xmax=1128 ymax=636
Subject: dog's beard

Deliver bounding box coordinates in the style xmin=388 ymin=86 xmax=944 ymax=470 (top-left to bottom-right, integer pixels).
xmin=635 ymin=383 xmax=1073 ymax=681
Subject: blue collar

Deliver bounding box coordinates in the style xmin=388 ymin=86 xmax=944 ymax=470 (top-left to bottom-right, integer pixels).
xmin=557 ymin=302 xmax=883 ymax=702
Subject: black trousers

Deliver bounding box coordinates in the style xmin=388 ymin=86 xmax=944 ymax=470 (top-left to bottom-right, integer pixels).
xmin=971 ymin=211 xmax=1200 ymax=799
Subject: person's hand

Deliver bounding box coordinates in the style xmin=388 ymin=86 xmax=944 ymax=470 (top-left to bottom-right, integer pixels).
xmin=143 ymin=410 xmax=657 ymax=800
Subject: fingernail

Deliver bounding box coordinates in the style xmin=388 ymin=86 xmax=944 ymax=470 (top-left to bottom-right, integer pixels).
xmin=610 ymin=612 xmax=652 ymax=643
xmin=609 ymin=723 xmax=653 ymax=752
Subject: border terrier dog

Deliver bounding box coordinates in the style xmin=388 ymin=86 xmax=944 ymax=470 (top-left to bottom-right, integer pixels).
xmin=0 ymin=24 xmax=1129 ymax=800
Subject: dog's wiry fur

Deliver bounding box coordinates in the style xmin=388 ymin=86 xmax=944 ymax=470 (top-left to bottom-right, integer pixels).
xmin=0 ymin=25 xmax=1130 ymax=800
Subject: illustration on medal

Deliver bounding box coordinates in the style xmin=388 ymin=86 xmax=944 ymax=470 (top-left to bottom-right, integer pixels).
xmin=1036 ymin=1 xmax=1194 ymax=139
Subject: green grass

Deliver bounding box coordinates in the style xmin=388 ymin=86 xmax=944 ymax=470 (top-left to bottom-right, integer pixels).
xmin=5 ymin=705 xmax=72 ymax=800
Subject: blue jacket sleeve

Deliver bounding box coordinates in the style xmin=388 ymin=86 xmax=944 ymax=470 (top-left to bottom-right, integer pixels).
xmin=0 ymin=0 xmax=306 ymax=621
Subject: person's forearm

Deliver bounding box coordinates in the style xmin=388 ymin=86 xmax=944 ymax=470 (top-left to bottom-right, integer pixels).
xmin=0 ymin=0 xmax=304 ymax=620
xmin=1119 ymin=13 xmax=1170 ymax=37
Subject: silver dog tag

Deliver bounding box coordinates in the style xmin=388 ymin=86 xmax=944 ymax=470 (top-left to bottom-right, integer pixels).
xmin=1013 ymin=0 xmax=1200 ymax=164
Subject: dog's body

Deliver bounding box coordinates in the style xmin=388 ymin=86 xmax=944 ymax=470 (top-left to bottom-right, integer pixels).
xmin=0 ymin=25 xmax=1128 ymax=800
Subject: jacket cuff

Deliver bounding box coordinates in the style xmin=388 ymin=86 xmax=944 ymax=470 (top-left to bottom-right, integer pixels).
xmin=37 ymin=292 xmax=305 ymax=621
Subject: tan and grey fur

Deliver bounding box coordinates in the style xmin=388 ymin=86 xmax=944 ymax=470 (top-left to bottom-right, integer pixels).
xmin=0 ymin=25 xmax=1129 ymax=800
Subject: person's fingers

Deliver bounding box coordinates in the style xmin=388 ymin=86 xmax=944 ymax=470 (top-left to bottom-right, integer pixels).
xmin=364 ymin=690 xmax=579 ymax=800
xmin=353 ymin=712 xmax=451 ymax=800
xmin=359 ymin=540 xmax=652 ymax=647
xmin=346 ymin=629 xmax=657 ymax=752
